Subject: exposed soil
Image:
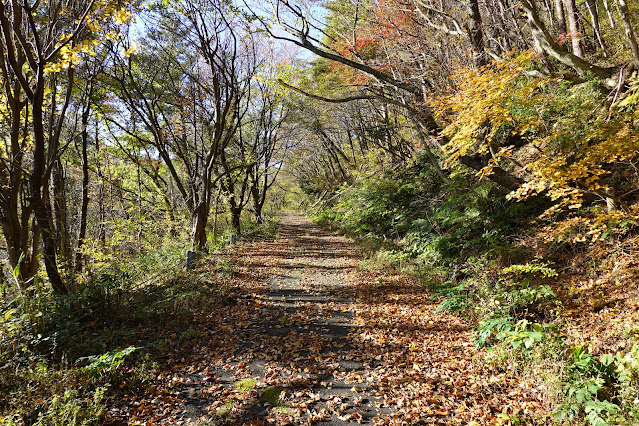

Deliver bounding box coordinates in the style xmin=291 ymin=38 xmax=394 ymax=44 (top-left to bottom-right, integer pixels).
xmin=106 ymin=213 xmax=543 ymax=425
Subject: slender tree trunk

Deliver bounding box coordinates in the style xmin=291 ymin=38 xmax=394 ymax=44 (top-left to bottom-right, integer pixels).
xmin=616 ymin=0 xmax=639 ymax=67
xmin=494 ymin=0 xmax=514 ymax=51
xmin=584 ymin=0 xmax=608 ymax=56
xmin=467 ymin=0 xmax=487 ymax=67
xmin=254 ymin=186 xmax=266 ymax=225
xmin=554 ymin=0 xmax=567 ymax=35
xmin=51 ymin=158 xmax=70 ymax=265
xmin=519 ymin=0 xmax=613 ymax=80
xmin=213 ymin=201 xmax=219 ymax=243
xmin=136 ymin=161 xmax=142 ymax=239
xmin=1 ymin=94 xmax=39 ymax=288
xmin=602 ymin=0 xmax=615 ymax=28
xmin=75 ymin=107 xmax=91 ymax=273
xmin=95 ymin=125 xmax=106 ymax=245
xmin=250 ymin=180 xmax=262 ymax=224
xmin=30 ymin=87 xmax=67 ymax=294
xmin=563 ymin=0 xmax=584 ymax=56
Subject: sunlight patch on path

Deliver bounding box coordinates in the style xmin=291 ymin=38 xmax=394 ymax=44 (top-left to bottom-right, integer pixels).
xmin=132 ymin=213 xmax=538 ymax=425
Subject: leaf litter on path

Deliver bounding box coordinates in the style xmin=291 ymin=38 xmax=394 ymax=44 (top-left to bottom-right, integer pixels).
xmin=105 ymin=213 xmax=543 ymax=425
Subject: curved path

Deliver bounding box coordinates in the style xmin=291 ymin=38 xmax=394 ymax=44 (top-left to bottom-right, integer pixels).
xmin=117 ymin=213 xmax=539 ymax=425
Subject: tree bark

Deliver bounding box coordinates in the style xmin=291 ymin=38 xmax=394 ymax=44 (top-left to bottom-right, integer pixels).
xmin=602 ymin=0 xmax=615 ymax=28
xmin=75 ymin=104 xmax=91 ymax=273
xmin=51 ymin=158 xmax=70 ymax=265
xmin=519 ymin=0 xmax=614 ymax=81
xmin=250 ymin=175 xmax=265 ymax=224
xmin=0 ymin=87 xmax=39 ymax=288
xmin=467 ymin=0 xmax=488 ymax=67
xmin=31 ymin=86 xmax=68 ymax=294
xmin=585 ymin=0 xmax=608 ymax=56
xmin=616 ymin=0 xmax=639 ymax=67
xmin=192 ymin=201 xmax=210 ymax=253
xmin=554 ymin=0 xmax=567 ymax=35
xmin=230 ymin=204 xmax=242 ymax=235
xmin=563 ymin=0 xmax=584 ymax=57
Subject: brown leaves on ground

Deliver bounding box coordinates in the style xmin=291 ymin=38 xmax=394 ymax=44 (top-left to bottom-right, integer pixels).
xmin=554 ymin=235 xmax=639 ymax=355
xmin=104 ymin=213 xmax=545 ymax=425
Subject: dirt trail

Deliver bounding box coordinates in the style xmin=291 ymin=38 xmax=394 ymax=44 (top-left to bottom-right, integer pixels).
xmin=117 ymin=213 xmax=541 ymax=425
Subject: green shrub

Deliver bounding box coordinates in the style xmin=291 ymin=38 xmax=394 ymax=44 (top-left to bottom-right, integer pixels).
xmin=494 ymin=261 xmax=559 ymax=322
xmin=615 ymin=344 xmax=639 ymax=421
xmin=34 ymin=387 xmax=105 ymax=426
xmin=476 ymin=316 xmax=515 ymax=347
xmin=555 ymin=346 xmax=621 ymax=426
xmin=430 ymin=281 xmax=478 ymax=315
xmin=314 ymin=152 xmax=543 ymax=276
xmin=76 ymin=346 xmax=139 ymax=377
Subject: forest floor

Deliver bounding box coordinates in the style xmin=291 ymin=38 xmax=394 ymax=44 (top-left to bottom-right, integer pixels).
xmin=105 ymin=213 xmax=543 ymax=425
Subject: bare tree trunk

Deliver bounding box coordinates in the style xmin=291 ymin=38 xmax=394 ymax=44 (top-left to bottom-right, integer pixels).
xmin=563 ymin=0 xmax=584 ymax=57
xmin=617 ymin=0 xmax=639 ymax=66
xmin=467 ymin=0 xmax=487 ymax=66
xmin=31 ymin=89 xmax=68 ymax=294
xmin=213 ymin=191 xmax=220 ymax=243
xmin=0 ymin=90 xmax=39 ymax=288
xmin=250 ymin=178 xmax=264 ymax=224
xmin=585 ymin=0 xmax=608 ymax=57
xmin=554 ymin=0 xmax=567 ymax=34
xmin=519 ymin=0 xmax=613 ymax=80
xmin=51 ymin=158 xmax=70 ymax=265
xmin=75 ymin=105 xmax=91 ymax=273
xmin=254 ymin=176 xmax=268 ymax=225
xmin=602 ymin=0 xmax=615 ymax=28
xmin=0 ymin=0 xmax=91 ymax=292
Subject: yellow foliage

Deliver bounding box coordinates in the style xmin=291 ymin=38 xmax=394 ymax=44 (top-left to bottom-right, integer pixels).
xmin=508 ymin=81 xmax=639 ymax=209
xmin=44 ymin=39 xmax=102 ymax=73
xmin=43 ymin=4 xmax=132 ymax=74
xmin=122 ymin=45 xmax=138 ymax=58
xmin=436 ymin=51 xmax=550 ymax=169
xmin=113 ymin=10 xmax=132 ymax=25
xmin=435 ymin=52 xmax=639 ymax=242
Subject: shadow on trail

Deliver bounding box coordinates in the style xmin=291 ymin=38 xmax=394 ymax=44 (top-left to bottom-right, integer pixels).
xmin=131 ymin=213 xmax=531 ymax=425
xmin=159 ymin=214 xmax=395 ymax=424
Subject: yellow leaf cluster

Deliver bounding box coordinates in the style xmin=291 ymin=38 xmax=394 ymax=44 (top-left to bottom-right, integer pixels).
xmin=436 ymin=52 xmax=639 ymax=242
xmin=113 ymin=10 xmax=132 ymax=25
xmin=540 ymin=206 xmax=639 ymax=243
xmin=122 ymin=45 xmax=138 ymax=58
xmin=44 ymin=3 xmax=134 ymax=74
xmin=44 ymin=39 xmax=102 ymax=73
xmin=437 ymin=51 xmax=549 ymax=169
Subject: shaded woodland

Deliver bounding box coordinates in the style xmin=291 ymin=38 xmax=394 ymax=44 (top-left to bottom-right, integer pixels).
xmin=1 ymin=0 xmax=639 ymax=424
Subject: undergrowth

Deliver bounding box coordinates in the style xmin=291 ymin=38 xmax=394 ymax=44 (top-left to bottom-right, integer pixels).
xmin=310 ymin=152 xmax=639 ymax=425
xmin=0 ymin=218 xmax=279 ymax=424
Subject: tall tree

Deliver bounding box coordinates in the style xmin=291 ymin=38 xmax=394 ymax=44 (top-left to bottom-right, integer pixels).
xmin=251 ymin=0 xmax=527 ymax=190
xmin=616 ymin=0 xmax=639 ymax=66
xmin=108 ymin=0 xmax=258 ymax=251
xmin=563 ymin=0 xmax=583 ymax=57
xmin=0 ymin=0 xmax=126 ymax=292
xmin=246 ymin=76 xmax=293 ymax=224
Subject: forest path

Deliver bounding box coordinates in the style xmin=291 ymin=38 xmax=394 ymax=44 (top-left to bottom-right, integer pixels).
xmin=118 ymin=213 xmax=540 ymax=425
